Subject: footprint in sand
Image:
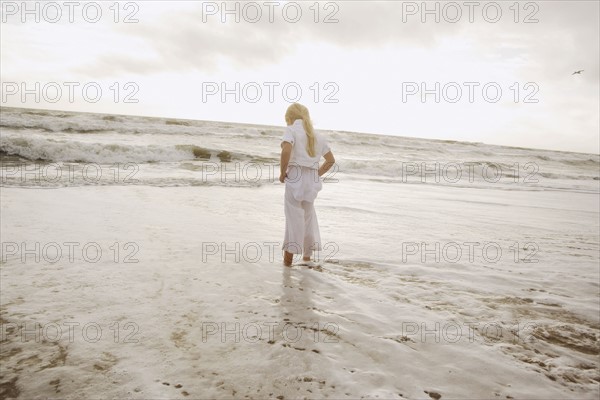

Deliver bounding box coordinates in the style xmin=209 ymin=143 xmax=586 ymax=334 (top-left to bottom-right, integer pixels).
xmin=424 ymin=390 xmax=442 ymax=399
xmin=161 ymin=381 xmax=188 ymax=396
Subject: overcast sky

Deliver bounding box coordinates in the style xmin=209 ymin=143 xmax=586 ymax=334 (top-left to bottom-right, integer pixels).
xmin=1 ymin=0 xmax=598 ymax=153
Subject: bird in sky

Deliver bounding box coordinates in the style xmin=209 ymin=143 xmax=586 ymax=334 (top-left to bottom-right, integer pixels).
xmin=572 ymin=70 xmax=584 ymax=75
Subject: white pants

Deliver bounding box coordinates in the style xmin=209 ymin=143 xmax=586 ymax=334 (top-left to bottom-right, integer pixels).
xmin=282 ymin=165 xmax=322 ymax=256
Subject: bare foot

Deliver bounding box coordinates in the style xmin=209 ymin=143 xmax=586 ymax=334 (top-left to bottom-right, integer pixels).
xmin=284 ymin=251 xmax=293 ymax=267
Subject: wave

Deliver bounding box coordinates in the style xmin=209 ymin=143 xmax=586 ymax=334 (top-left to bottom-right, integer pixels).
xmin=0 ymin=135 xmax=266 ymax=164
xmin=0 ymin=118 xmax=222 ymax=137
xmin=532 ymin=154 xmax=600 ymax=167
xmin=0 ymin=122 xmax=55 ymax=133
xmin=21 ymin=110 xmax=72 ymax=118
xmin=0 ymin=173 xmax=267 ymax=189
xmin=3 ymin=132 xmax=597 ymax=186
xmin=561 ymin=158 xmax=600 ymax=168
xmin=334 ymin=158 xmax=600 ymax=183
xmin=165 ymin=119 xmax=193 ymax=126
xmin=0 ymin=121 xmax=111 ymax=134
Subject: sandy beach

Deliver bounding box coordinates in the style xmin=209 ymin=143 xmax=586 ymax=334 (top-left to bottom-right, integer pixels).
xmin=1 ymin=170 xmax=598 ymax=398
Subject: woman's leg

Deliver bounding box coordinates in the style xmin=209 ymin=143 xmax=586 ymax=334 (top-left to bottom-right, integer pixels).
xmin=301 ymin=200 xmax=321 ymax=261
xmin=283 ymin=184 xmax=304 ymax=265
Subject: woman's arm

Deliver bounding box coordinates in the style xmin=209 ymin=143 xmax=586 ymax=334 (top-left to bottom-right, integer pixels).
xmin=279 ymin=142 xmax=292 ymax=183
xmin=318 ymin=151 xmax=335 ymax=177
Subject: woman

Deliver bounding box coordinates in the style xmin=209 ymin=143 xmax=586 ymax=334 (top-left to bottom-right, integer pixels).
xmin=279 ymin=103 xmax=335 ymax=267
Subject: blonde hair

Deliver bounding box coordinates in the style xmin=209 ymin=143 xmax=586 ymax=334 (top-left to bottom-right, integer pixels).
xmin=285 ymin=103 xmax=316 ymax=157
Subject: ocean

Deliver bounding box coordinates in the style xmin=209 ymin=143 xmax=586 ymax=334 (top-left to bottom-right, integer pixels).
xmin=1 ymin=106 xmax=599 ymax=399
xmin=1 ymin=106 xmax=599 ymax=191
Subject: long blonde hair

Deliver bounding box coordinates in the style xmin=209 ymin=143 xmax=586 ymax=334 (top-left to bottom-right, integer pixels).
xmin=285 ymin=103 xmax=316 ymax=157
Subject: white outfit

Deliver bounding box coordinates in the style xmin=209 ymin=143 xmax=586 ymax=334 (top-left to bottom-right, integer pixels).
xmin=282 ymin=119 xmax=331 ymax=256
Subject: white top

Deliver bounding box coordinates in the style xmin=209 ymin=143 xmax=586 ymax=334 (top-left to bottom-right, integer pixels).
xmin=281 ymin=119 xmax=331 ymax=169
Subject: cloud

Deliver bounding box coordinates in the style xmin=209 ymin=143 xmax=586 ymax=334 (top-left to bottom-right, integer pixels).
xmin=67 ymin=0 xmax=599 ymax=85
xmin=71 ymin=1 xmax=468 ymax=77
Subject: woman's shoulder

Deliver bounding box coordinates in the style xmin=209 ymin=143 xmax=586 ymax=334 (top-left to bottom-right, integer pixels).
xmin=282 ymin=124 xmax=298 ymax=143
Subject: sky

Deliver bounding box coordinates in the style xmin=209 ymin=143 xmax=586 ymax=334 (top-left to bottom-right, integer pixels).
xmin=1 ymin=0 xmax=599 ymax=153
